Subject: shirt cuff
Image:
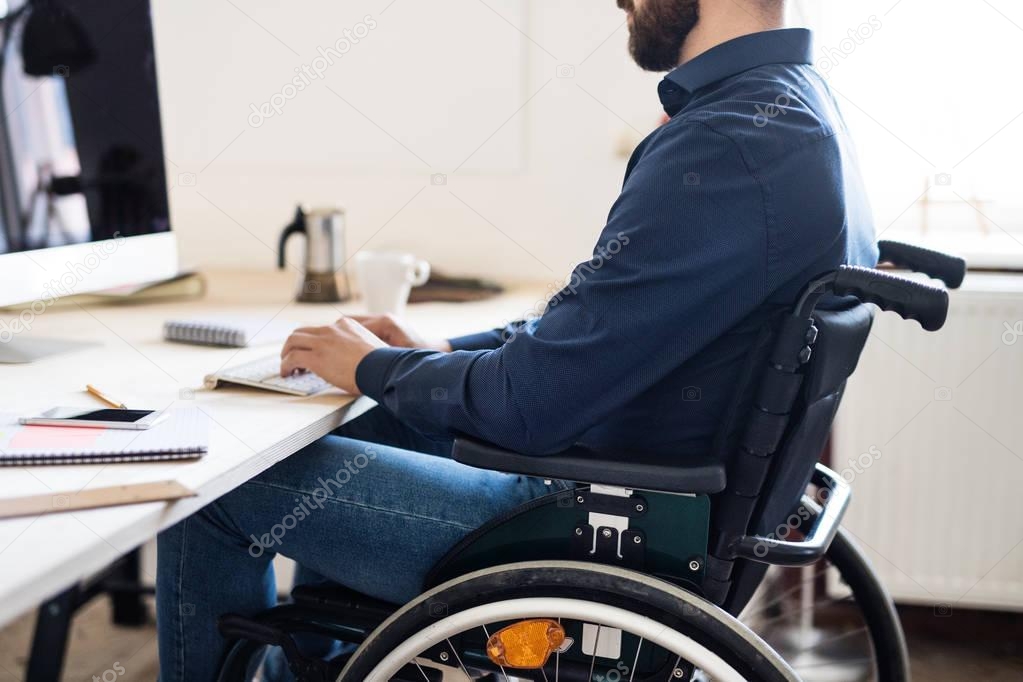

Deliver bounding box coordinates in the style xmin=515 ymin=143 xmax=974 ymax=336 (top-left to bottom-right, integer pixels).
xmin=355 ymin=347 xmax=414 ymax=399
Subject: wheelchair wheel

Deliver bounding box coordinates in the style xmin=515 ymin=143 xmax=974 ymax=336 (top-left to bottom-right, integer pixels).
xmin=740 ymin=527 xmax=910 ymax=682
xmin=338 ymin=560 xmax=798 ymax=681
xmin=216 ymin=639 xmax=264 ymax=681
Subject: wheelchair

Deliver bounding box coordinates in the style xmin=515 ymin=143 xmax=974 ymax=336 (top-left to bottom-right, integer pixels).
xmin=215 ymin=241 xmax=966 ymax=682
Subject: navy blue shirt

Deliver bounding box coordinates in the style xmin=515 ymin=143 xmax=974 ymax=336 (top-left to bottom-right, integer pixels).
xmin=356 ymin=29 xmax=877 ymax=457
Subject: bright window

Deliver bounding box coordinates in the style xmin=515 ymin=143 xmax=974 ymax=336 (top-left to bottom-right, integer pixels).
xmin=799 ymin=0 xmax=1023 ymax=267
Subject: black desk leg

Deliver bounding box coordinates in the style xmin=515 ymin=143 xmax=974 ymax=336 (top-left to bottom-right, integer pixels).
xmin=26 ymin=549 xmax=150 ymax=679
xmin=26 ymin=586 xmax=78 ymax=682
xmin=109 ymin=549 xmax=148 ymax=626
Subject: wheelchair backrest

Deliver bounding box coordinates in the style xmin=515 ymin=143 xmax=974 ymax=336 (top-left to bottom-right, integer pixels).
xmin=703 ymin=299 xmax=874 ymax=611
xmin=752 ymin=302 xmax=872 ymax=536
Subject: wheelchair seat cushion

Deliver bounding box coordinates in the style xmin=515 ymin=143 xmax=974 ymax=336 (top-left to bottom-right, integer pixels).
xmin=452 ymin=437 xmax=727 ymax=494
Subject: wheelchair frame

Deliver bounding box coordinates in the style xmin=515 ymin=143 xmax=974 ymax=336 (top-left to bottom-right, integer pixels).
xmin=216 ymin=241 xmax=966 ymax=682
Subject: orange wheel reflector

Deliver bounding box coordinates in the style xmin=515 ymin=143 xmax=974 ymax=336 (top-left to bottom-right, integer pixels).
xmin=485 ymin=618 xmax=567 ymax=668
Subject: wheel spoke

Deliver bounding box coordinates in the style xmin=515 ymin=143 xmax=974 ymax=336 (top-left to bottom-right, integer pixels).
xmin=482 ymin=624 xmax=511 ymax=682
xmin=754 ymin=595 xmax=849 ymax=630
xmin=741 ymin=565 xmax=831 ymax=623
xmin=588 ymin=624 xmax=602 ymax=681
xmin=445 ymin=637 xmax=471 ymax=678
xmin=667 ymin=654 xmax=682 ymax=681
xmin=791 ymin=625 xmax=871 ymax=654
xmin=629 ymin=637 xmax=643 ymax=682
xmin=555 ymin=617 xmax=561 ymax=682
xmin=791 ymin=656 xmax=875 ymax=671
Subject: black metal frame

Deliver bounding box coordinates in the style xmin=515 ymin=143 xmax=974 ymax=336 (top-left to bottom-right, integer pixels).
xmin=25 ymin=549 xmax=150 ymax=682
xmin=706 ymin=248 xmax=961 ymax=609
xmin=730 ymin=462 xmax=850 ymax=565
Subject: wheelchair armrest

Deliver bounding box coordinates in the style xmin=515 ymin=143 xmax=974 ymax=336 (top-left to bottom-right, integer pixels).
xmin=452 ymin=436 xmax=727 ymax=495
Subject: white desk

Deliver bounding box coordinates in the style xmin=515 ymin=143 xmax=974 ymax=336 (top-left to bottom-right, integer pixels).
xmin=0 ymin=271 xmax=539 ymax=628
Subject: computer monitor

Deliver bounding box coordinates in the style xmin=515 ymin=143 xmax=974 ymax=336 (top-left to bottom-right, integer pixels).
xmin=0 ymin=0 xmax=177 ymax=362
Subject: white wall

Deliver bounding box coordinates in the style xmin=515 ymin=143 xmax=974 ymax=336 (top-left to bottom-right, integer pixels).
xmin=152 ymin=0 xmax=663 ymax=281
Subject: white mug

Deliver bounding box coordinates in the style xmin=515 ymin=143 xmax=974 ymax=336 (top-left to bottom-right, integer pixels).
xmin=353 ymin=251 xmax=431 ymax=316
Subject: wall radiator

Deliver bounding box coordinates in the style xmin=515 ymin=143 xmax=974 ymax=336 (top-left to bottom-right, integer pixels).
xmin=831 ymin=274 xmax=1023 ymax=612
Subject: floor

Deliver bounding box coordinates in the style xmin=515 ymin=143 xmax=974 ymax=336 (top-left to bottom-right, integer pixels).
xmin=0 ymin=597 xmax=158 ymax=681
xmin=0 ymin=597 xmax=1020 ymax=681
xmin=897 ymin=607 xmax=1023 ymax=681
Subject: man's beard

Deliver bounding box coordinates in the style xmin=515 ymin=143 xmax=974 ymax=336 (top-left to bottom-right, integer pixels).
xmin=619 ymin=0 xmax=700 ymax=72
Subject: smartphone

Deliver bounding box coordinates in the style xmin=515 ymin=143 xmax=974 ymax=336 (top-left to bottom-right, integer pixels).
xmin=19 ymin=407 xmax=167 ymax=430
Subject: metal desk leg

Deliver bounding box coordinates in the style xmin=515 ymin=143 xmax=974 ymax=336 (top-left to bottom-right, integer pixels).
xmin=110 ymin=549 xmax=148 ymax=626
xmin=26 ymin=586 xmax=78 ymax=682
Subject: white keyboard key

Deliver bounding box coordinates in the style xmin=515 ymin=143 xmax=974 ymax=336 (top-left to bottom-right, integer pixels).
xmin=205 ymin=356 xmax=333 ymax=396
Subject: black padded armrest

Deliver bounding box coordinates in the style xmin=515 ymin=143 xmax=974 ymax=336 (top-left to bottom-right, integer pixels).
xmin=452 ymin=437 xmax=727 ymax=495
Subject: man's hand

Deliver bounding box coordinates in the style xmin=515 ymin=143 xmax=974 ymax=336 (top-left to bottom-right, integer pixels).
xmin=280 ymin=318 xmax=388 ymax=394
xmin=349 ymin=314 xmax=452 ymax=352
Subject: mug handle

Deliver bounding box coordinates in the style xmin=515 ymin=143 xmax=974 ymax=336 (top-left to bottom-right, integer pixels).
xmin=409 ymin=260 xmax=431 ymax=287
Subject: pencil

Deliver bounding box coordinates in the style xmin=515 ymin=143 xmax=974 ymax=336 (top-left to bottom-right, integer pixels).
xmin=85 ymin=384 xmax=128 ymax=409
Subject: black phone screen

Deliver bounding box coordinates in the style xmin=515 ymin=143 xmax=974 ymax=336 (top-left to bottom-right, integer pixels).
xmin=61 ymin=409 xmax=154 ymax=422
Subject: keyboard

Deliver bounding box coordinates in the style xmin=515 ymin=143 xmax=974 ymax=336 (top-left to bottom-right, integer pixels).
xmin=204 ymin=355 xmax=333 ymax=396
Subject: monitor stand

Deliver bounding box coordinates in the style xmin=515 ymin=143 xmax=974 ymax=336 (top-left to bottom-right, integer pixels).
xmin=0 ymin=337 xmax=98 ymax=364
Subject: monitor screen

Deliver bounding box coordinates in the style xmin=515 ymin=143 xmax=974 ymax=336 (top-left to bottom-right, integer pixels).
xmin=0 ymin=0 xmax=169 ymax=255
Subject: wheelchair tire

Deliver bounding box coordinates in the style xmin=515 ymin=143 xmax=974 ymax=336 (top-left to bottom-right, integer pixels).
xmin=338 ymin=560 xmax=799 ymax=681
xmin=216 ymin=639 xmax=264 ymax=682
xmin=827 ymin=527 xmax=910 ymax=681
xmin=740 ymin=525 xmax=910 ymax=682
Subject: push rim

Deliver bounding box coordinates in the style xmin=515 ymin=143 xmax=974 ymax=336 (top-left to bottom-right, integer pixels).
xmin=339 ymin=561 xmax=799 ymax=681
xmin=361 ymin=597 xmax=747 ymax=681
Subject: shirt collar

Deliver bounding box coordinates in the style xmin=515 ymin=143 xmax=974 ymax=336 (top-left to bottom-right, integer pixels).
xmin=658 ymin=28 xmax=814 ymax=116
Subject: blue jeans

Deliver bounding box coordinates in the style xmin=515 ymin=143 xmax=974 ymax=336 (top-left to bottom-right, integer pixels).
xmin=156 ymin=406 xmax=566 ymax=681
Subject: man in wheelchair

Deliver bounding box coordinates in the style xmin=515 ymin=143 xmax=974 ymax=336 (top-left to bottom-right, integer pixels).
xmin=156 ymin=1 xmax=964 ymax=680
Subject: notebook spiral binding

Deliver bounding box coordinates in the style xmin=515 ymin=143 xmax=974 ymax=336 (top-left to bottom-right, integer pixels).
xmin=0 ymin=452 xmax=202 ymax=467
xmin=164 ymin=320 xmax=249 ymax=347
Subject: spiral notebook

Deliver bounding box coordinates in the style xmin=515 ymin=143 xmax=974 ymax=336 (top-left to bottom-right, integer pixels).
xmin=0 ymin=408 xmax=209 ymax=466
xmin=163 ymin=317 xmax=294 ymax=348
